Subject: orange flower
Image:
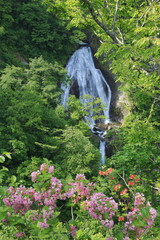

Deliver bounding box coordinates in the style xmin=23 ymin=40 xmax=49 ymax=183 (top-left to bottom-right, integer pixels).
xmin=99 ymin=171 xmax=104 ymax=175
xmin=118 ymin=216 xmax=124 ymax=221
xmin=114 ymin=184 xmax=121 ymax=191
xmin=135 ymin=178 xmax=140 ymax=182
xmin=99 ymin=168 xmax=114 ymax=176
xmin=110 ymin=177 xmax=115 ymax=180
xmin=128 ymin=181 xmax=135 ymax=186
xmin=107 ymin=168 xmax=113 ymax=174
xmin=130 ymin=174 xmax=136 ymax=179
xmin=103 ymin=168 xmax=114 ymax=176
xmin=120 ymin=188 xmax=128 ymax=195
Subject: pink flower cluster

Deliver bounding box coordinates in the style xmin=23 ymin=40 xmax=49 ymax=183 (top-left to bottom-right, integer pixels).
xmin=69 ymin=180 xmax=94 ymax=203
xmin=123 ymin=193 xmax=157 ymax=239
xmin=2 ymin=165 xmax=95 ymax=231
xmin=2 ymin=164 xmax=157 ymax=239
xmin=15 ymin=232 xmax=24 ymax=238
xmin=31 ymin=163 xmax=54 ymax=182
xmin=38 ymin=220 xmax=50 ymax=229
xmin=3 ymin=164 xmax=65 ymax=228
xmin=70 ymin=225 xmax=77 ymax=237
xmin=3 ymin=186 xmax=34 ymax=215
xmin=84 ymin=192 xmax=118 ymax=228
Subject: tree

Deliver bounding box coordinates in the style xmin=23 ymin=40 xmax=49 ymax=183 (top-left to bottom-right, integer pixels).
xmin=0 ymin=0 xmax=76 ymax=70
xmin=55 ymin=126 xmax=100 ymax=177
xmin=0 ymin=57 xmax=66 ymax=171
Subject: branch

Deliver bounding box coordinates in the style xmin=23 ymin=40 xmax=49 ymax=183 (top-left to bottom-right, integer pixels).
xmin=71 ymin=206 xmax=74 ymax=220
xmin=81 ymin=0 xmax=119 ymax=44
xmin=117 ymin=171 xmax=135 ymax=197
xmin=147 ymin=98 xmax=156 ymax=122
xmin=136 ymin=6 xmax=151 ymax=27
xmin=112 ymin=0 xmax=119 ymax=31
xmin=117 ymin=27 xmax=124 ymax=44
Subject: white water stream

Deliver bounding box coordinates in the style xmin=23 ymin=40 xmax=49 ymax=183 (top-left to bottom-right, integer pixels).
xmin=61 ymin=46 xmax=111 ymax=164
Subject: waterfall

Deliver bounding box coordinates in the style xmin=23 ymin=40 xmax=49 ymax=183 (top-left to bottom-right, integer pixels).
xmin=61 ymin=46 xmax=111 ymax=164
xmin=100 ymin=140 xmax=106 ymax=165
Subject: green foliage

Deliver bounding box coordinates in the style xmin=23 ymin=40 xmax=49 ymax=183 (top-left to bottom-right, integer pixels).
xmin=0 ymin=0 xmax=77 ymax=69
xmin=12 ymin=0 xmax=74 ymax=63
xmin=0 ymin=57 xmax=66 ymax=171
xmin=0 ymin=0 xmax=13 ymax=30
xmin=56 ymin=126 xmax=100 ymax=178
xmin=0 ymin=153 xmax=9 ymax=187
xmin=25 ymin=56 xmax=66 ymax=106
xmin=66 ymin=95 xmax=106 ymax=126
xmin=75 ymin=219 xmax=109 ymax=239
xmin=104 ymin=117 xmax=160 ymax=207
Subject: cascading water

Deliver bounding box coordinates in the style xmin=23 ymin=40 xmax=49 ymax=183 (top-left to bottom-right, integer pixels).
xmin=61 ymin=46 xmax=111 ymax=164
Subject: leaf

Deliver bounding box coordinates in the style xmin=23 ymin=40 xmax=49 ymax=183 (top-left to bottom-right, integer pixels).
xmin=3 ymin=152 xmax=11 ymax=159
xmin=0 ymin=156 xmax=5 ymax=163
xmin=116 ymin=232 xmax=124 ymax=240
xmin=10 ymin=175 xmax=17 ymax=184
xmin=132 ymin=219 xmax=142 ymax=226
xmin=69 ymin=219 xmax=76 ymax=225
xmin=140 ymin=207 xmax=150 ymax=218
xmin=66 ymin=174 xmax=73 ymax=183
xmin=103 ymin=212 xmax=109 ymax=219
xmin=54 ymin=211 xmax=60 ymax=218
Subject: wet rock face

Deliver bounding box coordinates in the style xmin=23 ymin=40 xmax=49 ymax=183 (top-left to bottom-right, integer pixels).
xmin=84 ymin=31 xmax=131 ymax=123
xmin=96 ymin=122 xmax=121 ymax=130
xmin=70 ymin=80 xmax=79 ymax=98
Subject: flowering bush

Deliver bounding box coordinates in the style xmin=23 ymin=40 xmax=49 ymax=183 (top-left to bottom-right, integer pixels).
xmin=124 ymin=193 xmax=157 ymax=239
xmin=0 ymin=164 xmax=157 ymax=239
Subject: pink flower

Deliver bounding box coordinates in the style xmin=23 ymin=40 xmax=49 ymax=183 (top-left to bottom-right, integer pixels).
xmin=31 ymin=171 xmax=40 ymax=182
xmin=150 ymin=207 xmax=157 ymax=217
xmin=15 ymin=232 xmax=24 ymax=238
xmin=85 ymin=192 xmax=118 ymax=226
xmin=75 ymin=174 xmax=86 ymax=181
xmin=8 ymin=186 xmax=15 ymax=194
xmin=101 ymin=219 xmax=114 ymax=228
xmin=2 ymin=218 xmax=7 ymax=223
xmin=134 ymin=193 xmax=145 ymax=206
xmin=40 ymin=163 xmax=48 ymax=172
xmin=123 ymin=193 xmax=157 ymax=239
xmin=48 ymin=166 xmax=54 ymax=173
xmin=50 ymin=177 xmax=63 ymax=192
xmin=70 ymin=225 xmax=77 ymax=237
xmin=39 ymin=222 xmax=49 ymax=228
xmin=123 ymin=236 xmax=130 ymax=240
